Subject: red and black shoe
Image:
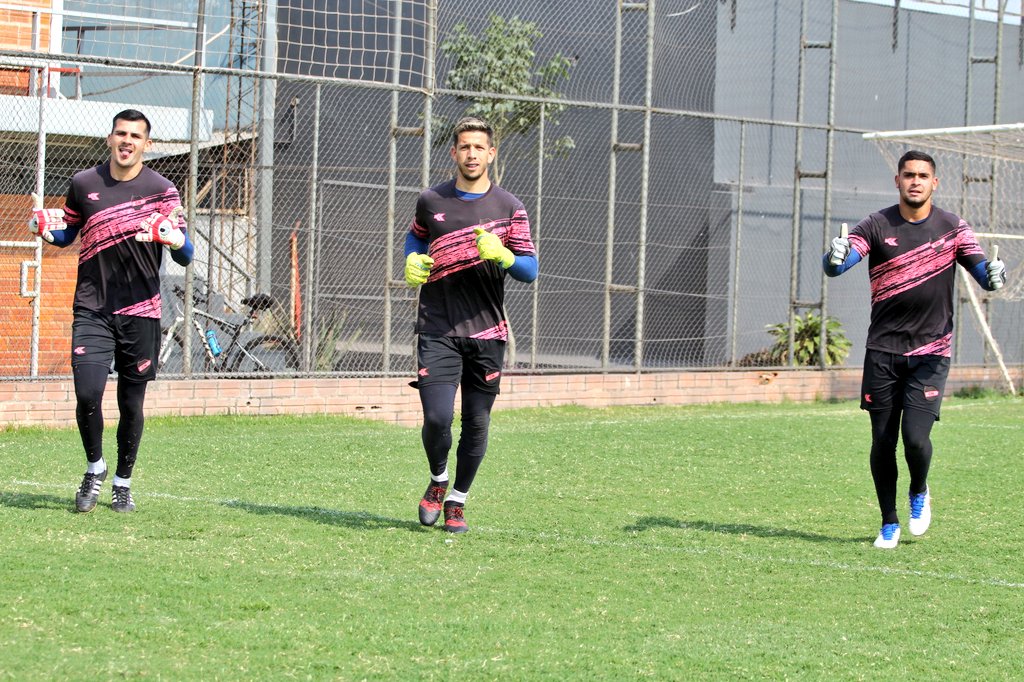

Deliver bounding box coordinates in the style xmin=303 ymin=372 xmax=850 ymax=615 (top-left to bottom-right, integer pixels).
xmin=418 ymin=480 xmax=448 ymax=526
xmin=443 ymin=501 xmax=468 ymax=534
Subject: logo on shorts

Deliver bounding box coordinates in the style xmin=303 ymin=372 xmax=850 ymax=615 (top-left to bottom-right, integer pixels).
xmin=433 ymin=213 xmax=446 ymax=222
xmin=73 ymin=346 xmax=86 ymax=355
xmin=418 ymin=367 xmax=429 ymax=377
xmin=137 ymin=359 xmax=152 ymax=373
xmin=87 ymin=192 xmax=100 ymax=201
xmin=864 ymin=393 xmax=872 ymax=403
xmin=884 ymin=237 xmax=898 ymax=247
xmin=923 ymin=386 xmax=940 ymax=401
xmin=485 ymin=371 xmax=500 ymax=382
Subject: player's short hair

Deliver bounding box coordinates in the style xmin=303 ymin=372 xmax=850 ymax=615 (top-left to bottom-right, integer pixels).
xmin=452 ymin=117 xmax=493 ymax=147
xmin=112 ymin=109 xmax=152 ymax=136
xmin=898 ymin=149 xmax=935 ymax=174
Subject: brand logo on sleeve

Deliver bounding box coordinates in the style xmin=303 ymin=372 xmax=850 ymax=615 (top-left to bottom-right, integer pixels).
xmin=87 ymin=192 xmax=100 ymax=201
xmin=884 ymin=237 xmax=899 ymax=247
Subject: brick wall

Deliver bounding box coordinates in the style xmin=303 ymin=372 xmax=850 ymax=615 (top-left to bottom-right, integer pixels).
xmin=0 ymin=193 xmax=78 ymax=377
xmin=0 ymin=2 xmax=53 ymax=92
xmin=1 ymin=366 xmax=1016 ymax=429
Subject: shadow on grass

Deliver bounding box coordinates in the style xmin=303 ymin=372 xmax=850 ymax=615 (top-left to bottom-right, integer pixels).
xmin=624 ymin=516 xmax=862 ymax=544
xmin=0 ymin=491 xmax=73 ymax=512
xmin=223 ymin=499 xmax=425 ymax=532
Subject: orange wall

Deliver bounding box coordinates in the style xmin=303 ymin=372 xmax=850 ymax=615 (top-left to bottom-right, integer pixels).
xmin=0 ymin=2 xmax=54 ymax=92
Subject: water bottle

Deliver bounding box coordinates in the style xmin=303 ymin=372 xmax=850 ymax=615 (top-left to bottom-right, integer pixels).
xmin=205 ymin=329 xmax=222 ymax=357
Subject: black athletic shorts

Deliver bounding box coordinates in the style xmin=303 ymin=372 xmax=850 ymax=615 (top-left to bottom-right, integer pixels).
xmin=71 ymin=309 xmax=161 ymax=382
xmin=413 ymin=335 xmax=506 ymax=394
xmin=860 ymin=349 xmax=950 ymax=419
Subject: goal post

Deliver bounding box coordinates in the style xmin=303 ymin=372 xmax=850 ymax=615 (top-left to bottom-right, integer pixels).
xmin=863 ymin=123 xmax=1023 ymax=395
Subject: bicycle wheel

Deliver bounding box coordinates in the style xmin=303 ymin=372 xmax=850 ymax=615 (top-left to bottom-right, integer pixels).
xmin=228 ymin=335 xmax=300 ymax=374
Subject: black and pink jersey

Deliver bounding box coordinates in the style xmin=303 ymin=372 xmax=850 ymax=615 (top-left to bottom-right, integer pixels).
xmin=63 ymin=164 xmax=186 ymax=318
xmin=410 ymin=179 xmax=535 ymax=340
xmin=848 ymin=205 xmax=985 ymax=357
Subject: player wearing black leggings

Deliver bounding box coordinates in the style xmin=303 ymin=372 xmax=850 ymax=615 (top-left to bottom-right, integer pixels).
xmin=403 ymin=117 xmax=538 ymax=533
xmin=824 ymin=150 xmax=1006 ymax=548
xmin=30 ymin=109 xmax=194 ymax=513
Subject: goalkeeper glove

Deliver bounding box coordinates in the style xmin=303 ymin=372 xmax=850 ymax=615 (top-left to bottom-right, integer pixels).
xmin=28 ymin=192 xmax=64 ymax=243
xmin=473 ymin=227 xmax=515 ymax=268
xmin=827 ymin=223 xmax=850 ymax=266
xmin=986 ymin=257 xmax=1006 ymax=290
xmin=135 ymin=206 xmax=186 ymax=250
xmin=405 ymin=252 xmax=434 ymax=287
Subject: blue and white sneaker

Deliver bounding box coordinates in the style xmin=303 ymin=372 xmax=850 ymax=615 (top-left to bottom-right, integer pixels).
xmin=873 ymin=522 xmax=900 ymax=549
xmin=909 ymin=487 xmax=931 ymax=536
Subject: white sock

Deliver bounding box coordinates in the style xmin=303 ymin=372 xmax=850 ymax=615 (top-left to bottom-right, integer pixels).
xmin=112 ymin=475 xmax=131 ymax=489
xmin=446 ymin=489 xmax=467 ymax=505
xmin=431 ymin=469 xmax=449 ymax=484
xmin=86 ymin=459 xmax=106 ymax=475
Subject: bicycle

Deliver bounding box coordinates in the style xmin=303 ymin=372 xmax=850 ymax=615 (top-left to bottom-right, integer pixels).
xmin=159 ymin=284 xmax=300 ymax=374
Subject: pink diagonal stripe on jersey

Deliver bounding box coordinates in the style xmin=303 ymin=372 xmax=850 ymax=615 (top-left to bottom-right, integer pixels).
xmin=114 ymin=293 xmax=162 ymax=319
xmin=470 ymin=320 xmax=508 ymax=341
xmin=428 ymin=220 xmax=511 ymax=282
xmin=869 ymin=230 xmax=957 ymax=304
xmin=905 ymin=332 xmax=952 ymax=357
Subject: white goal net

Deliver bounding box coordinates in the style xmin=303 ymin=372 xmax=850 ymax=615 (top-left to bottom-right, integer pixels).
xmin=864 ymin=123 xmax=1024 ymax=393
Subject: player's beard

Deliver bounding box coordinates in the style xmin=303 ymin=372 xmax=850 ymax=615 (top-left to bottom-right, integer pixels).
xmin=457 ymin=163 xmax=486 ymax=183
xmin=901 ymin=187 xmax=931 ymax=209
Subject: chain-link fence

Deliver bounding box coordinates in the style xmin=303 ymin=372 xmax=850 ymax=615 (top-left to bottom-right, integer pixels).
xmin=1 ymin=0 xmax=1021 ymax=381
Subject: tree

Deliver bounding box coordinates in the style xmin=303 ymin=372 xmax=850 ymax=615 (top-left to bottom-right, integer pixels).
xmin=438 ymin=13 xmax=575 ymax=184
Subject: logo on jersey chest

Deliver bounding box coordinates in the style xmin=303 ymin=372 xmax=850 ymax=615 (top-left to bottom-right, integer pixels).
xmin=87 ymin=192 xmax=100 ymax=201
xmin=884 ymin=237 xmax=898 ymax=247
xmin=433 ymin=213 xmax=446 ymax=222
xmin=931 ymin=238 xmax=946 ymax=252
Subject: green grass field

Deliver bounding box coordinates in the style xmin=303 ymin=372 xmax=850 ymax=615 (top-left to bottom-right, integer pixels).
xmin=2 ymin=397 xmax=1023 ymax=680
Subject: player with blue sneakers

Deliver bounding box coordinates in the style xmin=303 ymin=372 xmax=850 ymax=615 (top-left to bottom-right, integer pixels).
xmin=823 ymin=150 xmax=1005 ymax=549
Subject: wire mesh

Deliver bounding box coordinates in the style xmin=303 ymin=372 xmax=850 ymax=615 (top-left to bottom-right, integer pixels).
xmin=1 ymin=0 xmax=1023 ymax=380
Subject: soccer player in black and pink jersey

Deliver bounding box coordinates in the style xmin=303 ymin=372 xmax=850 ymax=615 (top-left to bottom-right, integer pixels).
xmin=824 ymin=149 xmax=1006 ymax=549
xmin=28 ymin=108 xmax=195 ymax=514
xmin=403 ymin=116 xmax=538 ymax=533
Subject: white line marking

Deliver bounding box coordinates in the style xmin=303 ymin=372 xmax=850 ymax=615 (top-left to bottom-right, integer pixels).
xmin=7 ymin=479 xmax=1023 ymax=590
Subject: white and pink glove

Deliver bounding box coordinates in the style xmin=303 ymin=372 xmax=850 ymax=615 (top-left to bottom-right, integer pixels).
xmin=135 ymin=206 xmax=186 ymax=250
xmin=28 ymin=192 xmax=64 ymax=243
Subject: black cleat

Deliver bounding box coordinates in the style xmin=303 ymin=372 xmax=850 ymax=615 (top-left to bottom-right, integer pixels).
xmin=111 ymin=485 xmax=136 ymax=513
xmin=443 ymin=501 xmax=468 ymax=534
xmin=418 ymin=480 xmax=448 ymax=526
xmin=75 ymin=470 xmax=107 ymax=513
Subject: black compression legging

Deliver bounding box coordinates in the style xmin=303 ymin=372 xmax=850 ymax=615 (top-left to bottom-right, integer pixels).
xmin=73 ymin=363 xmax=148 ymax=479
xmin=419 ymin=382 xmax=497 ymax=495
xmin=869 ymin=406 xmax=936 ymax=525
